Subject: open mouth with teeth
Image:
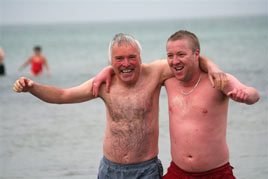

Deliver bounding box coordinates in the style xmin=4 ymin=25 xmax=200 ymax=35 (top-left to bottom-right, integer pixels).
xmin=174 ymin=66 xmax=184 ymax=71
xmin=119 ymin=67 xmax=136 ymax=82
xmin=120 ymin=69 xmax=134 ymax=73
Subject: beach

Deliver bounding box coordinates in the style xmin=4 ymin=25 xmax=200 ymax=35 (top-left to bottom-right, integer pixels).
xmin=0 ymin=15 xmax=267 ymax=178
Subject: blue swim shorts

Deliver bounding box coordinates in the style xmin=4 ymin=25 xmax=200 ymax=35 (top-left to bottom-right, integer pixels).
xmin=98 ymin=156 xmax=163 ymax=179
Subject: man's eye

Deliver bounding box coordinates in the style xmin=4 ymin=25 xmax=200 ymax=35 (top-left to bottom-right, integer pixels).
xmin=167 ymin=54 xmax=173 ymax=58
xmin=129 ymin=55 xmax=136 ymax=59
xmin=178 ymin=53 xmax=184 ymax=57
xmin=116 ymin=57 xmax=123 ymax=61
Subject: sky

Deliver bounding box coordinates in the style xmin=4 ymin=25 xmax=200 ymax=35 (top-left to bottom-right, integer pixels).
xmin=0 ymin=0 xmax=267 ymax=25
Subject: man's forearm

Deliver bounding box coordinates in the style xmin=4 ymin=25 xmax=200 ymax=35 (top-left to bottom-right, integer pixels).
xmin=29 ymin=83 xmax=65 ymax=104
xmin=105 ymin=66 xmax=115 ymax=75
xmin=199 ymin=56 xmax=217 ymax=72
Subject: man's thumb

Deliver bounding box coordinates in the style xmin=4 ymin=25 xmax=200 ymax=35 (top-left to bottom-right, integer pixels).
xmin=28 ymin=80 xmax=34 ymax=87
xmin=209 ymin=75 xmax=215 ymax=88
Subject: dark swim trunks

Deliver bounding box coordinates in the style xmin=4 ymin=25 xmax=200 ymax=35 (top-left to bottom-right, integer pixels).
xmin=98 ymin=156 xmax=163 ymax=179
xmin=0 ymin=64 xmax=5 ymax=75
xmin=163 ymin=161 xmax=236 ymax=179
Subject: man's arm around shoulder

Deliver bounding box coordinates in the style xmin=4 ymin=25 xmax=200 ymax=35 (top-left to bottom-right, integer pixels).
xmin=149 ymin=59 xmax=174 ymax=85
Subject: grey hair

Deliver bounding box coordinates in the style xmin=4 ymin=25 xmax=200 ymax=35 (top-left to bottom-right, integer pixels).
xmin=108 ymin=33 xmax=142 ymax=64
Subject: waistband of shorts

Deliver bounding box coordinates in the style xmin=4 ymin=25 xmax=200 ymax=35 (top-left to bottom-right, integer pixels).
xmin=102 ymin=156 xmax=159 ymax=169
xmin=170 ymin=161 xmax=233 ymax=176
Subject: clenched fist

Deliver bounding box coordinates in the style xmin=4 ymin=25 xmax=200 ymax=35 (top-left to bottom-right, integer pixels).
xmin=13 ymin=77 xmax=34 ymax=93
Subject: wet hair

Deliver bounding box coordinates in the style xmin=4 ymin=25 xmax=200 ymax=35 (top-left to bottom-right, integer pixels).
xmin=167 ymin=30 xmax=200 ymax=53
xmin=108 ymin=33 xmax=142 ymax=64
xmin=34 ymin=45 xmax=42 ymax=52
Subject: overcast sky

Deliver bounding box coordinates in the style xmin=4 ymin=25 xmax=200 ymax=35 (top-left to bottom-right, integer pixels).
xmin=1 ymin=0 xmax=267 ymax=25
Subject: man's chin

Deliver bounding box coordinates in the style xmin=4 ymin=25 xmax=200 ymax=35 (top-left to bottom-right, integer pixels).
xmin=173 ymin=72 xmax=184 ymax=81
xmin=120 ymin=72 xmax=134 ymax=78
xmin=119 ymin=74 xmax=134 ymax=83
xmin=172 ymin=70 xmax=182 ymax=78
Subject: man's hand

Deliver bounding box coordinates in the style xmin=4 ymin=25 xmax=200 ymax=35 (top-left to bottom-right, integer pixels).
xmin=227 ymin=88 xmax=249 ymax=103
xmin=199 ymin=56 xmax=228 ymax=90
xmin=208 ymin=71 xmax=228 ymax=90
xmin=13 ymin=77 xmax=34 ymax=93
xmin=91 ymin=66 xmax=114 ymax=97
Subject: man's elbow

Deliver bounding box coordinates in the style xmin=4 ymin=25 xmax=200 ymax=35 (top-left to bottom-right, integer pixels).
xmin=254 ymin=93 xmax=260 ymax=104
xmin=246 ymin=92 xmax=260 ymax=105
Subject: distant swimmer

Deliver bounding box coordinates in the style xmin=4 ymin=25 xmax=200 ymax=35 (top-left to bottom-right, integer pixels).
xmin=19 ymin=46 xmax=50 ymax=76
xmin=0 ymin=47 xmax=5 ymax=75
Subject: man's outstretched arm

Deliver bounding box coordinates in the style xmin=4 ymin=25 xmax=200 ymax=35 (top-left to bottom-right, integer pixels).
xmin=13 ymin=77 xmax=96 ymax=104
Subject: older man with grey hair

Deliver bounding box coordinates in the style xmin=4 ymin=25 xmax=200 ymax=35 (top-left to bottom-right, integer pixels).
xmin=13 ymin=33 xmax=222 ymax=179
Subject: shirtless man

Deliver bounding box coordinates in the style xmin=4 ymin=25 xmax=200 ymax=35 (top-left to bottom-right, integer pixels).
xmin=13 ymin=33 xmax=223 ymax=179
xmin=163 ymin=30 xmax=260 ymax=178
xmin=19 ymin=46 xmax=50 ymax=76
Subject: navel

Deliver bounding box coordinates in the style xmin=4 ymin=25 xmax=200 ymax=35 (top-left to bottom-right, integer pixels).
xmin=202 ymin=108 xmax=208 ymax=114
xmin=188 ymin=155 xmax=193 ymax=158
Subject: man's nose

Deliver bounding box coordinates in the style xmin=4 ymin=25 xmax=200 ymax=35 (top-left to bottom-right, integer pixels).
xmin=122 ymin=59 xmax=130 ymax=66
xmin=172 ymin=56 xmax=180 ymax=65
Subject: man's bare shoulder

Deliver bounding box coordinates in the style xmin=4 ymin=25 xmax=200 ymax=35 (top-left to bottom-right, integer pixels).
xmin=140 ymin=63 xmax=152 ymax=74
xmin=164 ymin=77 xmax=178 ymax=87
xmin=165 ymin=76 xmax=177 ymax=82
xmin=141 ymin=59 xmax=167 ymax=73
xmin=99 ymin=75 xmax=124 ymax=96
xmin=140 ymin=64 xmax=159 ymax=82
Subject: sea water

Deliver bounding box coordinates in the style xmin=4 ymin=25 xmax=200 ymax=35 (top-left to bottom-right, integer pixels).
xmin=0 ymin=15 xmax=267 ymax=179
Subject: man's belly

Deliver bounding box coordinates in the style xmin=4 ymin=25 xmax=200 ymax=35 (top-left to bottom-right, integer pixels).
xmin=103 ymin=138 xmax=158 ymax=164
xmin=170 ymin=136 xmax=229 ymax=172
xmin=103 ymin=145 xmax=158 ymax=164
xmin=103 ymin=124 xmax=159 ymax=164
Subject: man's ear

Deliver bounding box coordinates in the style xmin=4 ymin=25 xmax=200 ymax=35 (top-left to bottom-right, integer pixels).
xmin=195 ymin=49 xmax=200 ymax=61
xmin=138 ymin=55 xmax=142 ymax=64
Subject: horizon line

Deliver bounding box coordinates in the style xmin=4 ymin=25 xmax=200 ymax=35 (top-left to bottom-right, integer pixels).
xmin=1 ymin=14 xmax=267 ymax=26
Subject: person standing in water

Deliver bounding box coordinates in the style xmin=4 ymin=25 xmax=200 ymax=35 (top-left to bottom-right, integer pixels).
xmin=0 ymin=47 xmax=5 ymax=75
xmin=163 ymin=30 xmax=259 ymax=179
xmin=19 ymin=46 xmax=50 ymax=76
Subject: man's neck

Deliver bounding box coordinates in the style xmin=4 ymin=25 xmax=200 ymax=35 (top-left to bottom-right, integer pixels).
xmin=181 ymin=69 xmax=202 ymax=87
